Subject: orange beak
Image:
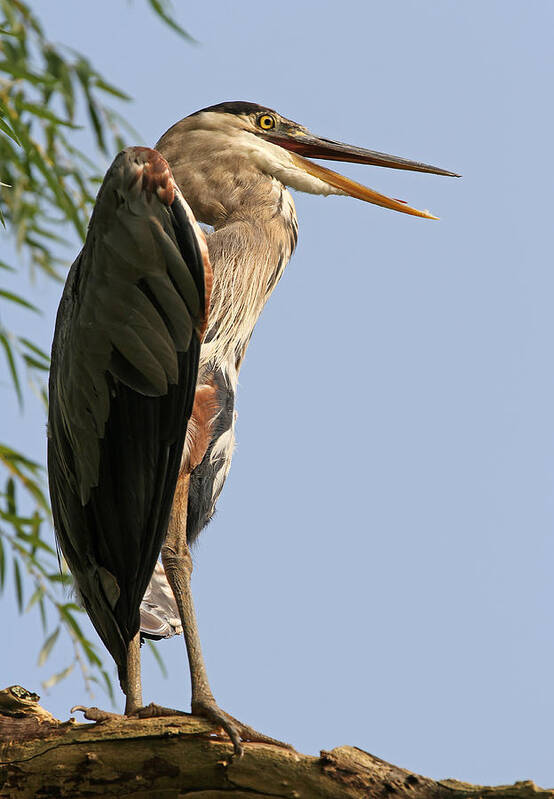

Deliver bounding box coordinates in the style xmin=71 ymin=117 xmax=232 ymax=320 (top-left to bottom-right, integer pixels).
xmin=268 ymin=131 xmax=460 ymax=219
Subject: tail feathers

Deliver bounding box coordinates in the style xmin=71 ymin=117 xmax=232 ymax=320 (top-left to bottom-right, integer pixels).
xmin=140 ymin=562 xmax=182 ymax=639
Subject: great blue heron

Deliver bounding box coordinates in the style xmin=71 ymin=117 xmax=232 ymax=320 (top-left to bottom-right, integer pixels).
xmin=48 ymin=101 xmax=458 ymax=754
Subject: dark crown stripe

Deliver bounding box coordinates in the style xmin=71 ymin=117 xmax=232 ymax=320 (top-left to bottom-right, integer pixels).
xmin=189 ymin=101 xmax=277 ymax=118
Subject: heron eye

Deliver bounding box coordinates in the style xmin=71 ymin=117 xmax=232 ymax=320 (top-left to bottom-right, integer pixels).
xmin=258 ymin=114 xmax=276 ymax=131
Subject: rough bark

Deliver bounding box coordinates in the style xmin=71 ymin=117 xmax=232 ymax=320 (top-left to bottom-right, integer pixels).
xmin=0 ymin=685 xmax=551 ymax=799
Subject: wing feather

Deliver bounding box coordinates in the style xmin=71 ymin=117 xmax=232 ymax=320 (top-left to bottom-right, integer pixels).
xmin=48 ymin=146 xmax=210 ymax=669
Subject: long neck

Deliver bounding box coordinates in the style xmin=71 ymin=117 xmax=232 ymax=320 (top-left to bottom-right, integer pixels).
xmin=167 ymin=162 xmax=297 ymax=373
xmin=159 ymin=130 xmax=299 ymax=372
xmin=201 ymin=177 xmax=297 ymax=371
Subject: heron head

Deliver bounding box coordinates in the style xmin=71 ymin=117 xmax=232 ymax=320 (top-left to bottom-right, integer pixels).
xmin=157 ymin=101 xmax=459 ymax=220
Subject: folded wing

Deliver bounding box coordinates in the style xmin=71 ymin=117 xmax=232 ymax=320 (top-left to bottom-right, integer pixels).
xmin=48 ymin=147 xmax=211 ymax=670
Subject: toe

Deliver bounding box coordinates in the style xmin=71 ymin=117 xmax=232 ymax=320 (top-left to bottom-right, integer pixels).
xmin=70 ymin=705 xmax=122 ymax=722
xmin=132 ymin=703 xmax=189 ymax=719
xmin=192 ymin=699 xmax=243 ymax=756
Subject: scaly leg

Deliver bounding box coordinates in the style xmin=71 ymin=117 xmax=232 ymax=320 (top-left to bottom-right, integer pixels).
xmin=161 ymin=473 xmax=291 ymax=756
xmin=124 ymin=631 xmax=142 ymax=714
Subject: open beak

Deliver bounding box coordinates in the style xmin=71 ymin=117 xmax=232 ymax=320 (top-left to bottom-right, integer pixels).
xmin=270 ymin=132 xmax=460 ymax=220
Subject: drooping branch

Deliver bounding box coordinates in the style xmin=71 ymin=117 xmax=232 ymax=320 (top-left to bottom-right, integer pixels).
xmin=0 ymin=686 xmax=551 ymax=799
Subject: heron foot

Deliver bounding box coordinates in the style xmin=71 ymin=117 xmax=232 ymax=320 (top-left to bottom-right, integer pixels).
xmin=70 ymin=703 xmax=188 ymax=722
xmin=72 ymin=702 xmax=192 ymax=722
xmin=70 ymin=705 xmax=123 ymax=722
xmin=191 ymin=697 xmax=294 ymax=758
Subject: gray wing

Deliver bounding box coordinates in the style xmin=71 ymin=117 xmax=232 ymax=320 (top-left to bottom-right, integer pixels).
xmin=47 ymin=146 xmax=211 ymax=671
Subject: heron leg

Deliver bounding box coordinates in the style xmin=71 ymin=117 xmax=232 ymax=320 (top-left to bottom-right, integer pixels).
xmin=124 ymin=631 xmax=143 ymax=714
xmin=71 ymin=631 xmax=143 ymax=722
xmin=161 ymin=473 xmax=292 ymax=756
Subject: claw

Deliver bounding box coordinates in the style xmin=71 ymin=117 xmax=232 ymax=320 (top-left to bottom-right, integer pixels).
xmin=191 ymin=699 xmax=294 ymax=758
xmin=195 ymin=702 xmax=243 ymax=757
xmin=70 ymin=705 xmax=122 ymax=722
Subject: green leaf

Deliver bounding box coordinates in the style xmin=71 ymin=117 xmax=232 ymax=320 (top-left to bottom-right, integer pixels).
xmin=94 ymin=79 xmax=131 ymax=102
xmin=19 ymin=337 xmax=49 ymax=361
xmin=0 ymin=331 xmax=22 ymax=407
xmin=38 ymin=625 xmax=60 ymax=666
xmin=60 ymin=602 xmax=82 ymax=612
xmin=75 ymin=58 xmax=106 ymax=154
xmin=17 ymin=101 xmax=80 ymax=129
xmin=13 ymin=556 xmax=23 ymax=611
xmin=15 ymin=530 xmax=54 ymax=555
xmin=0 ymin=445 xmax=42 ymax=473
xmin=38 ymin=596 xmax=47 ymax=633
xmin=80 ymin=638 xmax=102 ymax=667
xmin=43 ymin=48 xmax=75 ymax=119
xmin=23 ymin=354 xmax=49 ymax=371
xmin=145 ymin=638 xmax=168 ymax=678
xmin=0 ymin=509 xmax=35 ymax=527
xmin=90 ymin=669 xmax=115 ymax=703
xmin=0 ymin=114 xmax=21 ymax=145
xmin=42 ymin=663 xmax=74 ymax=691
xmin=26 ymin=585 xmax=43 ymax=612
xmin=0 ymin=536 xmax=5 ymax=590
xmin=47 ymin=571 xmax=73 ymax=585
xmin=147 ymin=0 xmax=196 ymax=42
xmin=57 ymin=604 xmax=102 ymax=670
xmin=0 ymin=288 xmax=39 ymax=311
xmin=0 ymin=61 xmax=57 ymax=87
xmin=0 ymin=444 xmax=49 ymax=512
xmin=6 ymin=476 xmax=15 ymax=514
xmin=7 ymin=115 xmax=87 ymax=239
xmin=101 ymin=668 xmax=115 ymax=702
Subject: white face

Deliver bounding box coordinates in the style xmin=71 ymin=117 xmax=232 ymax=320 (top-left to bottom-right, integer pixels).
xmin=160 ymin=105 xmax=448 ymax=220
xmin=182 ymin=110 xmax=346 ymax=198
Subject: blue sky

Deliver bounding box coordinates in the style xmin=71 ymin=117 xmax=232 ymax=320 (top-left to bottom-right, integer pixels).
xmin=2 ymin=0 xmax=554 ymax=787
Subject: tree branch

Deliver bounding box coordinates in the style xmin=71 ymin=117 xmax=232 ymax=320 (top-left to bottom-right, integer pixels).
xmin=0 ymin=685 xmax=551 ymax=798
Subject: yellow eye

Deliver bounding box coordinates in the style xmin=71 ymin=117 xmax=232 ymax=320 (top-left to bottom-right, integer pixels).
xmin=258 ymin=114 xmax=276 ymax=131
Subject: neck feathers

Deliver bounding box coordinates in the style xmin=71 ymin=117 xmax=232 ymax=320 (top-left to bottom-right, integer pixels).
xmin=158 ymin=129 xmax=299 ymax=372
xmin=200 ymin=177 xmax=298 ymax=371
